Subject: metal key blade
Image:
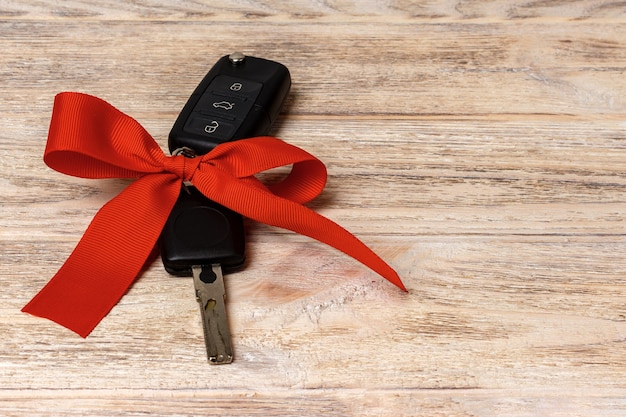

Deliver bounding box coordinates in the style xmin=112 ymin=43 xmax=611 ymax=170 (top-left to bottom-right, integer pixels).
xmin=192 ymin=265 xmax=233 ymax=364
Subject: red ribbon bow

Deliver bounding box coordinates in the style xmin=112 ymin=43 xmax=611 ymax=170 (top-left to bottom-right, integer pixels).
xmin=22 ymin=92 xmax=406 ymax=337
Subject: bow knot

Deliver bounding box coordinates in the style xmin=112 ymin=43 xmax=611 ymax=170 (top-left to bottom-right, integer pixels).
xmin=163 ymin=154 xmax=202 ymax=183
xmin=22 ymin=92 xmax=405 ymax=338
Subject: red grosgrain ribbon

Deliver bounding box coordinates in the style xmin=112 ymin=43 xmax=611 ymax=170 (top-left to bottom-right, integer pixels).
xmin=22 ymin=92 xmax=406 ymax=337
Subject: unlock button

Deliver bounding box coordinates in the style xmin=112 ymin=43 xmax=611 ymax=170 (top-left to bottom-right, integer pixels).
xmin=184 ymin=113 xmax=238 ymax=142
xmin=204 ymin=120 xmax=220 ymax=134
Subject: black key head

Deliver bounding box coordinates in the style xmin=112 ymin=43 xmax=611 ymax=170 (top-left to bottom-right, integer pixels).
xmin=159 ymin=186 xmax=245 ymax=277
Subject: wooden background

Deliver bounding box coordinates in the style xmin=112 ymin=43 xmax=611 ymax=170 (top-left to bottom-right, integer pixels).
xmin=1 ymin=1 xmax=625 ymax=416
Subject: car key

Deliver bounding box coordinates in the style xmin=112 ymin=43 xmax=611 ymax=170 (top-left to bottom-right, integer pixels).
xmin=160 ymin=186 xmax=247 ymax=364
xmin=159 ymin=52 xmax=291 ymax=364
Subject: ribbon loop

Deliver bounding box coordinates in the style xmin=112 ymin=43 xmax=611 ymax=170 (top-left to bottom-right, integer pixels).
xmin=22 ymin=92 xmax=405 ymax=338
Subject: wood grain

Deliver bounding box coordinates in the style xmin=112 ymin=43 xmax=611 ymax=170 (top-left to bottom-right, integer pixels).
xmin=1 ymin=1 xmax=625 ymax=416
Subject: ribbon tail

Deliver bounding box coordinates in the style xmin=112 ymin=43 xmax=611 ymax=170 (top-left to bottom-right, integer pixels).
xmin=22 ymin=174 xmax=180 ymax=337
xmin=194 ymin=174 xmax=407 ymax=291
xmin=265 ymin=198 xmax=407 ymax=291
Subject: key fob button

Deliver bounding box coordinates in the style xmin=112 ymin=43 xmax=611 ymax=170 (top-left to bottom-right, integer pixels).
xmin=193 ymin=93 xmax=254 ymax=120
xmin=208 ymin=75 xmax=263 ymax=97
xmin=184 ymin=114 xmax=239 ymax=141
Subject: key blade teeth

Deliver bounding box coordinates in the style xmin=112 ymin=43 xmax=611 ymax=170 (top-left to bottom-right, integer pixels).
xmin=192 ymin=265 xmax=234 ymax=364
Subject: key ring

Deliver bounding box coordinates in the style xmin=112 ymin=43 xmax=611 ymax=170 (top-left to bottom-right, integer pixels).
xmin=172 ymin=146 xmax=196 ymax=158
xmin=172 ymin=147 xmax=197 ymax=190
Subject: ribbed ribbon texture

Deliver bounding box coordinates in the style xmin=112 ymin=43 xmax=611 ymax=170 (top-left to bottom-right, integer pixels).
xmin=22 ymin=92 xmax=406 ymax=337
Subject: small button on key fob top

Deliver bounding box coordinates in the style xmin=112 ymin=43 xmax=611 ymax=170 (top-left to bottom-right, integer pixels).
xmin=169 ymin=52 xmax=291 ymax=155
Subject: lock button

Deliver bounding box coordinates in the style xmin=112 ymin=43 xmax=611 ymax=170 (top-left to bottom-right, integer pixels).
xmin=209 ymin=75 xmax=263 ymax=97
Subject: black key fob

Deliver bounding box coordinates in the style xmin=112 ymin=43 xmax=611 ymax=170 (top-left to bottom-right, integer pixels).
xmin=159 ymin=53 xmax=290 ymax=277
xmin=168 ymin=52 xmax=291 ymax=155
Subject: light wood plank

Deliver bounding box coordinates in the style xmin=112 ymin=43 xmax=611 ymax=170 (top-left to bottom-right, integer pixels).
xmin=1 ymin=0 xmax=625 ymax=21
xmin=1 ymin=1 xmax=625 ymax=416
